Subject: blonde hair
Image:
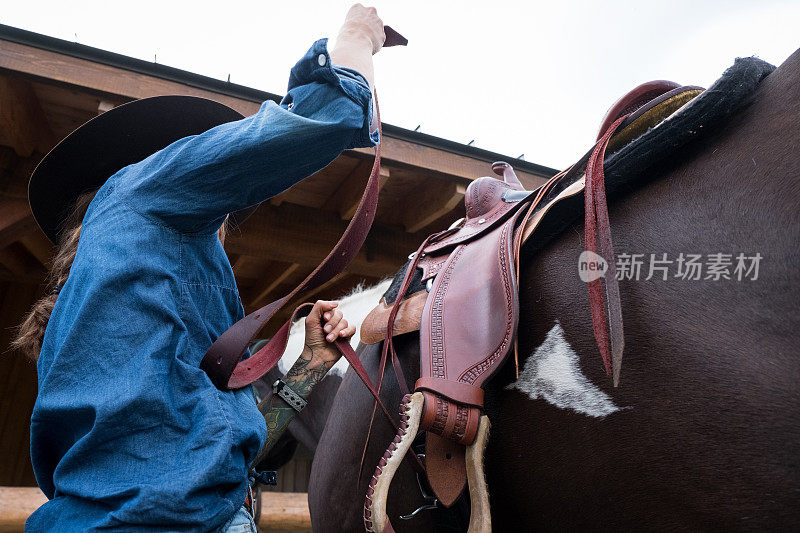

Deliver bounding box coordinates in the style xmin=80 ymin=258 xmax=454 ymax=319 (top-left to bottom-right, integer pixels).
xmin=13 ymin=192 xmax=230 ymax=361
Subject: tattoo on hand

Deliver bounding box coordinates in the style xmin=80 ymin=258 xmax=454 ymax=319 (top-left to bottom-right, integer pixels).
xmin=284 ymin=345 xmax=335 ymax=397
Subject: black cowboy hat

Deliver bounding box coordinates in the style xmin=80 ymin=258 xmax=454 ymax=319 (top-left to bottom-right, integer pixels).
xmin=29 ymin=95 xmax=258 ymax=244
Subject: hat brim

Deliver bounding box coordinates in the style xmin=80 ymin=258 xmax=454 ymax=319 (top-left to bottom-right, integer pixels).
xmin=29 ymin=95 xmax=247 ymax=244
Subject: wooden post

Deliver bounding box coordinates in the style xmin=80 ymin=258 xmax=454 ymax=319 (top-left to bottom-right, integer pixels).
xmin=0 ymin=487 xmax=44 ymax=532
xmin=0 ymin=487 xmax=311 ymax=531
xmin=258 ymin=491 xmax=313 ymax=531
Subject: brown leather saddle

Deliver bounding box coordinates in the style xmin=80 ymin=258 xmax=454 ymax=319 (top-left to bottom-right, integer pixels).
xmin=361 ymin=81 xmax=705 ymax=533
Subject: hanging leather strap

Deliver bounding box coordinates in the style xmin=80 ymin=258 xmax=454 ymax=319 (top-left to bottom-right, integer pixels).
xmin=585 ymin=115 xmax=627 ymax=386
xmin=357 ymin=231 xmax=452 ymax=481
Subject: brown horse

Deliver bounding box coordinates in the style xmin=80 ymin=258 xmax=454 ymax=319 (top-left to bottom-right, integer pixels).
xmin=308 ymin=48 xmax=800 ymax=532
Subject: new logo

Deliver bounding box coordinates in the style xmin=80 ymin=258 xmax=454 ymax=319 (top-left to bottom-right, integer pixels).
xmin=578 ymin=251 xmax=608 ymax=283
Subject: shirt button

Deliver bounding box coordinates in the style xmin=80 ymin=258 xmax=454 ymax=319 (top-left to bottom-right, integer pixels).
xmin=317 ymin=54 xmax=327 ymax=66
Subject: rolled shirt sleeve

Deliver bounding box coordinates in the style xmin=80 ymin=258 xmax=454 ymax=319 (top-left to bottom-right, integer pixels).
xmin=117 ymin=38 xmax=378 ymax=234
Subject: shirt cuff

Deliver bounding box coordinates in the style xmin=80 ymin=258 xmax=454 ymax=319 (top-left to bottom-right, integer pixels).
xmin=284 ymin=38 xmax=378 ymax=147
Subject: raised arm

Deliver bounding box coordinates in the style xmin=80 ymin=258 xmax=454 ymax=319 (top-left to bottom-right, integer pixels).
xmin=117 ymin=5 xmax=386 ymax=235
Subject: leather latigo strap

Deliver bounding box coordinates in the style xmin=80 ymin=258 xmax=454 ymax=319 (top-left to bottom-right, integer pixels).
xmin=201 ymin=116 xmax=382 ymax=389
xmin=382 ymin=26 xmax=407 ymax=47
xmin=201 ymin=27 xmax=408 ymax=391
xmin=585 ymin=115 xmax=627 ymax=387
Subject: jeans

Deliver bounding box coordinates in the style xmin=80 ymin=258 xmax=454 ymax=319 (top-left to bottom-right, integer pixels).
xmin=221 ymin=505 xmax=257 ymax=533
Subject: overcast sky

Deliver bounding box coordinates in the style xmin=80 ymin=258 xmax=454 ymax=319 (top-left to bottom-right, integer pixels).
xmin=3 ymin=1 xmax=799 ymax=169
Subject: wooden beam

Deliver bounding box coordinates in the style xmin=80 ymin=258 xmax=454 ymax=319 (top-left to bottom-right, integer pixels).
xmin=0 ymin=248 xmax=27 ymax=278
xmin=332 ymin=159 xmax=371 ymax=218
xmin=2 ymin=154 xmax=40 ymax=201
xmin=0 ymin=77 xmax=56 ymax=157
xmin=0 ymin=485 xmax=45 ymax=531
xmin=96 ymin=100 xmax=115 ymax=114
xmin=0 ymin=244 xmax=45 ymax=282
xmin=0 ymin=487 xmax=311 ymax=532
xmin=269 ymin=193 xmax=287 ymax=207
xmin=298 ymin=272 xmax=348 ymax=303
xmin=0 ymin=39 xmax=262 ymax=117
xmin=0 ymin=268 xmax=39 ymax=285
xmin=247 ymin=263 xmax=302 ymax=308
xmin=402 ymin=180 xmax=467 ymax=233
xmin=224 ymin=203 xmax=419 ymax=280
xmin=0 ymin=199 xmax=37 ymax=251
xmin=333 ymin=160 xmax=390 ymax=220
xmin=231 ymin=254 xmax=250 ymax=273
xmin=258 ymin=492 xmax=311 ymax=531
xmin=263 ymin=273 xmax=361 ymax=329
xmin=19 ymin=233 xmax=53 ymax=269
xmin=350 ymin=138 xmax=549 ymax=189
xmin=333 ymin=161 xmax=391 ymax=220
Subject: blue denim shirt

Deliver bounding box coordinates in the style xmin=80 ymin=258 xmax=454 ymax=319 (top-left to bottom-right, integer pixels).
xmin=27 ymin=39 xmax=377 ymax=532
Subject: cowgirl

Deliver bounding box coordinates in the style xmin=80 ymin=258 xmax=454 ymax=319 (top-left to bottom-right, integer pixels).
xmin=14 ymin=5 xmax=387 ymax=531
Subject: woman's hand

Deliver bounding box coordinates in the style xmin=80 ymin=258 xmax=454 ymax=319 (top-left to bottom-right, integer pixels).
xmin=330 ymin=4 xmax=386 ymax=88
xmin=337 ymin=4 xmax=386 ymax=55
xmin=303 ymin=300 xmax=356 ymax=365
xmin=254 ymin=300 xmax=355 ymax=463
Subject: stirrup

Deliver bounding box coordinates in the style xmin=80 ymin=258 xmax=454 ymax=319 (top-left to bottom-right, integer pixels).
xmin=364 ymin=392 xmax=492 ymax=533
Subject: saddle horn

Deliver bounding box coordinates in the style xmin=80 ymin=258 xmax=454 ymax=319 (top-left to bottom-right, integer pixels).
xmin=491 ymin=161 xmax=523 ymax=189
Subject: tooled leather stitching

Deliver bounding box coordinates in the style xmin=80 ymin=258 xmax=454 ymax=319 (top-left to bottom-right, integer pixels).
xmin=428 ymin=200 xmax=514 ymax=252
xmin=478 ymin=180 xmax=495 ymax=215
xmin=459 ymin=224 xmax=514 ymax=384
xmin=429 ymin=246 xmax=464 ymax=379
xmin=430 ymin=396 xmax=448 ymax=436
xmin=467 ymin=180 xmax=481 ymax=219
xmin=427 ymin=400 xmax=471 ymax=443
xmin=421 ymin=258 xmax=447 ymax=280
xmin=452 ymin=404 xmax=468 ymax=442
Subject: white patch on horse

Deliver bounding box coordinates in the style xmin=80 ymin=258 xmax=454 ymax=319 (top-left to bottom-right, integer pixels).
xmin=280 ymin=280 xmax=392 ymax=377
xmin=507 ymin=322 xmax=621 ymax=418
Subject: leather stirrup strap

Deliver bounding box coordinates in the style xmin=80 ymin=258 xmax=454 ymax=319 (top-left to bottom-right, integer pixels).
xmin=336 ymin=334 xmax=399 ymax=429
xmin=358 ymin=231 xmax=451 ymax=480
xmin=510 ymin=168 xmax=566 ymax=377
xmin=585 ymin=115 xmax=627 ymax=386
